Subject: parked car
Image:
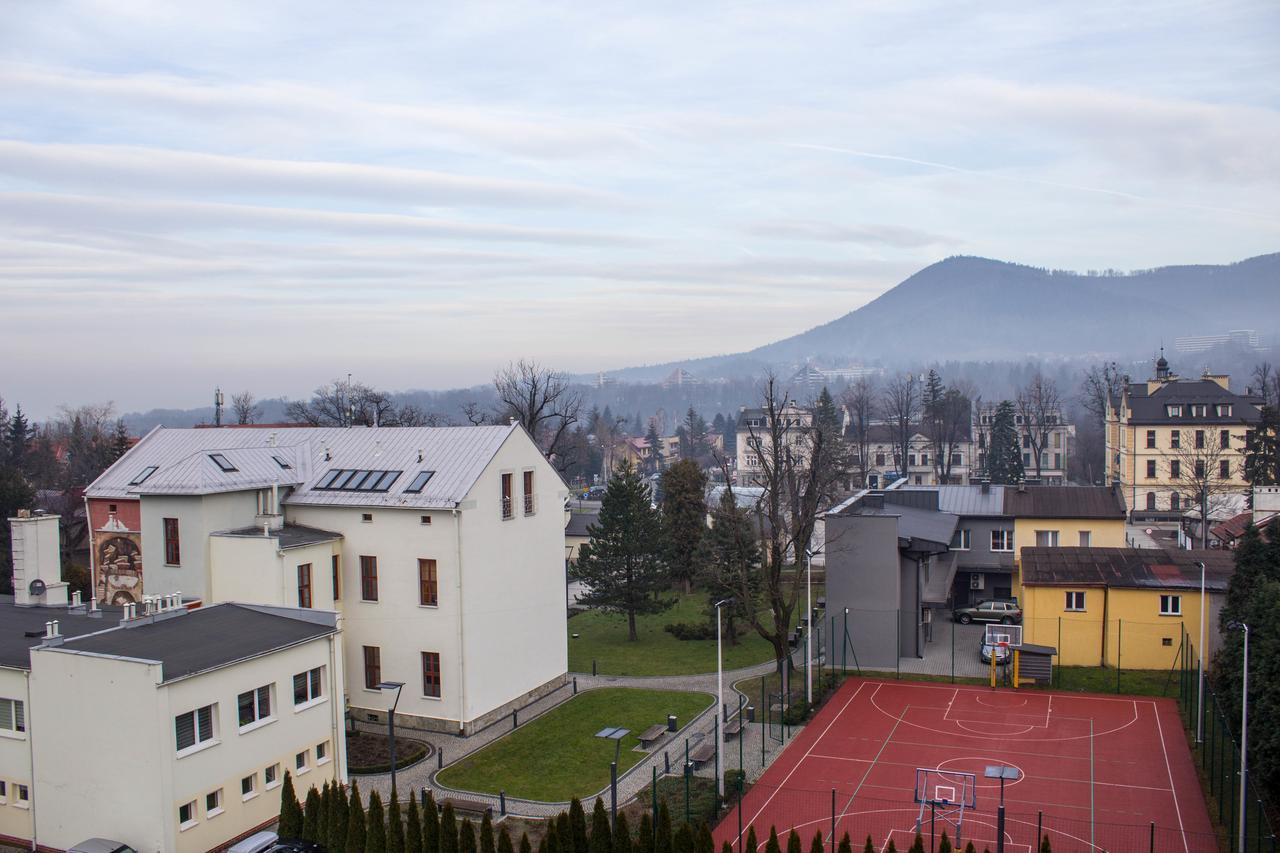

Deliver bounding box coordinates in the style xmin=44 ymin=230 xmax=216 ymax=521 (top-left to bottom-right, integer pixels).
xmin=952 ymin=599 xmax=1022 ymax=625
xmin=267 ymin=841 xmax=327 ymax=853
xmin=228 ymin=832 xmax=279 ymax=853
xmin=979 ymin=638 xmax=1011 ymax=665
xmin=69 ymin=841 xmax=138 ymax=853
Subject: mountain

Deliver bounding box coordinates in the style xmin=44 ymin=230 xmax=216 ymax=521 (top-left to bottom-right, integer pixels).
xmin=605 ymin=253 xmax=1280 ymax=381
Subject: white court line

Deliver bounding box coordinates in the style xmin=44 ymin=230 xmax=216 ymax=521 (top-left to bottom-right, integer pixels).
xmin=855 ymin=678 xmax=1150 ymax=703
xmin=1153 ymin=699 xmax=1190 ymax=853
xmin=837 ymin=684 xmax=909 ymax=826
xmin=870 ymin=688 xmax=1140 ymax=743
xmin=741 ymin=681 xmax=869 ymax=832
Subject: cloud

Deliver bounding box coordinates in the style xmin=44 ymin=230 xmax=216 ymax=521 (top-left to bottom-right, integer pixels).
xmin=742 ymin=219 xmax=958 ymax=248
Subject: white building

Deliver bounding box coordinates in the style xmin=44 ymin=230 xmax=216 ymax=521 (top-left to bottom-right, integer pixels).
xmin=85 ymin=424 xmax=571 ymax=734
xmin=3 ymin=513 xmax=346 ymax=853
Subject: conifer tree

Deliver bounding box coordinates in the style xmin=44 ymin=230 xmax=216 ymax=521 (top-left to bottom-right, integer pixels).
xmin=390 ymin=789 xmax=406 ymax=853
xmin=744 ymin=827 xmax=757 ymax=853
xmin=985 ymin=401 xmax=1024 ymax=484
xmin=695 ymin=823 xmax=714 ymax=853
xmin=862 ymin=836 xmax=874 ymax=853
xmin=347 ymin=781 xmax=367 ymax=853
xmin=497 ymin=828 xmax=514 ymax=853
xmin=407 ymin=791 xmax=424 ymax=853
xmin=809 ymin=832 xmax=824 ymax=853
xmin=574 ymin=460 xmax=674 ymax=640
xmin=837 ymin=833 xmax=851 ymax=853
xmin=937 ymin=833 xmax=952 ymax=853
xmin=764 ymin=828 xmax=781 ymax=853
xmin=1038 ymin=837 xmax=1051 ymax=853
xmin=673 ymin=823 xmax=694 ymax=853
xmin=332 ymin=783 xmax=349 ymax=853
xmin=440 ymin=803 xmax=460 ymax=853
xmin=320 ymin=783 xmax=333 ymax=847
xmin=368 ymin=790 xmax=388 ymax=853
xmin=424 ymin=791 xmax=441 ymax=853
xmin=656 ymin=804 xmax=673 ymax=853
xmin=538 ymin=837 xmax=549 ymax=853
xmin=884 ymin=841 xmax=896 ymax=853
xmin=303 ymin=786 xmax=323 ymax=841
xmin=481 ymin=812 xmax=496 ymax=853
xmin=569 ymin=799 xmax=590 ymax=853
xmin=557 ymin=813 xmax=573 ymax=853
xmin=278 ymin=771 xmax=304 ymax=839
xmin=547 ymin=821 xmax=563 ymax=853
xmin=637 ymin=813 xmax=655 ymax=853
xmin=661 ymin=458 xmax=708 ymax=592
xmin=723 ymin=844 xmax=733 ymax=853
xmin=519 ymin=834 xmax=531 ymax=853
xmin=908 ymin=833 xmax=924 ymax=853
xmin=460 ymin=818 xmax=477 ymax=853
xmin=589 ymin=798 xmax=613 ymax=853
xmin=786 ymin=831 xmax=801 ymax=853
xmin=613 ymin=811 xmax=633 ymax=853
xmin=700 ymin=483 xmax=762 ymax=646
xmin=963 ymin=843 xmax=976 ymax=853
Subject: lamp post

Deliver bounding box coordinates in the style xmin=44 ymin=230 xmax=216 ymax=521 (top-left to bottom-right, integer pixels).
xmin=377 ymin=681 xmax=405 ymax=794
xmin=805 ymin=547 xmax=818 ymax=705
xmin=594 ymin=727 xmax=629 ymax=827
xmin=984 ymin=765 xmax=1020 ymax=853
xmin=715 ymin=597 xmax=734 ymax=799
xmin=1227 ymin=621 xmax=1249 ymax=853
xmin=1196 ymin=560 xmax=1206 ymax=743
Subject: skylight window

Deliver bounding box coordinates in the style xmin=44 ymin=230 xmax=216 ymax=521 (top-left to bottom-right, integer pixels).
xmin=209 ymin=453 xmax=238 ymax=472
xmin=313 ymin=469 xmax=403 ymax=493
xmin=405 ymin=471 xmax=435 ymax=493
xmin=273 ymin=455 xmax=292 ymax=470
xmin=316 ymin=469 xmax=341 ymax=489
xmin=129 ymin=466 xmax=159 ymax=486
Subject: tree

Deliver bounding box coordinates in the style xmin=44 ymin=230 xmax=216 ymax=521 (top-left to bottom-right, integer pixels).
xmin=744 ymin=827 xmax=757 ymax=853
xmin=498 ymin=830 xmax=515 ymax=853
xmin=681 ymin=407 xmax=711 ymax=462
xmin=1244 ymin=400 xmax=1280 ymax=490
xmin=986 ymin=401 xmax=1024 ymax=484
xmin=923 ymin=374 xmax=972 ymax=484
xmin=841 ymin=377 xmax=877 ymax=488
xmin=407 ymin=791 xmax=425 ymax=853
xmin=637 ymin=813 xmax=654 ymax=853
xmin=424 ymin=791 xmax=441 ymax=853
xmin=7 ymin=404 xmax=30 ymax=470
xmin=764 ymin=828 xmax=781 ymax=853
xmin=1016 ymin=372 xmax=1061 ymax=481
xmin=862 ymin=836 xmax=874 ymax=853
xmin=655 ymin=803 xmax=673 ymax=853
xmin=346 ymin=780 xmax=367 ymax=853
xmin=303 ymin=785 xmax=323 ymax=841
xmin=573 ymin=460 xmax=673 ymax=640
xmin=695 ymin=823 xmax=713 ymax=853
xmin=908 ymin=834 xmax=924 ymax=853
xmin=786 ymin=830 xmax=801 ymax=853
xmin=1080 ymin=362 xmax=1126 ymax=424
xmin=590 ymin=798 xmax=613 ymax=853
xmin=567 ymin=795 xmax=588 ymax=853
xmin=521 ymin=834 xmax=533 ymax=853
xmin=460 ymin=818 xmax=477 ymax=853
xmin=278 ymin=770 xmax=305 ymax=839
xmin=440 ymin=803 xmax=460 ymax=853
xmin=391 ymin=789 xmax=407 ymax=853
xmin=1037 ymin=836 xmax=1051 ymax=853
xmin=493 ymin=359 xmax=583 ymax=472
xmin=368 ymin=790 xmax=388 ymax=853
xmin=809 ymin=831 xmax=824 ymax=853
xmin=661 ymin=459 xmax=707 ymax=592
xmin=332 ymin=782 xmax=350 ymax=853
xmin=1170 ymin=426 xmax=1242 ymax=547
xmin=673 ymin=823 xmax=694 ymax=853
xmin=699 ymin=487 xmax=762 ymax=645
xmin=481 ymin=811 xmax=496 ymax=853
xmin=0 ymin=465 xmax=34 ymax=594
xmin=613 ymin=812 xmax=633 ymax=853
xmin=231 ymin=391 xmax=262 ymax=424
xmin=881 ymin=372 xmax=921 ymax=478
xmin=645 ymin=420 xmax=665 ymax=476
xmin=288 ymin=377 xmax=431 ymax=427
xmin=937 ymin=832 xmax=952 ymax=853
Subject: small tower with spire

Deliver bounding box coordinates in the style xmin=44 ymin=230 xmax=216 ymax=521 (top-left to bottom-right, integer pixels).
xmin=1155 ymin=348 xmax=1170 ymax=381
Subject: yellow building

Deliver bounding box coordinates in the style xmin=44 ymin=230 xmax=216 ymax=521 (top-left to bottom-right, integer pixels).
xmin=1019 ymin=546 xmax=1234 ymax=669
xmin=1003 ymin=484 xmax=1127 ymax=600
xmin=1105 ymin=355 xmax=1262 ymax=518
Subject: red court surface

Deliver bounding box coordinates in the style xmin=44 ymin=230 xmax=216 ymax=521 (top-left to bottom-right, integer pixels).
xmin=715 ymin=678 xmax=1216 ymax=853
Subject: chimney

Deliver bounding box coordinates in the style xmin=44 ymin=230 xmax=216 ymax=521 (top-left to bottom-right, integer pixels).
xmin=10 ymin=512 xmax=69 ymax=607
xmin=269 ymin=432 xmax=278 ymax=447
xmin=980 ymin=483 xmax=990 ymax=495
xmin=324 ymin=445 xmax=331 ymax=461
xmin=69 ymin=591 xmax=82 ymax=608
xmin=1017 ymin=482 xmax=1026 ymax=493
xmin=418 ymin=448 xmax=424 ymax=463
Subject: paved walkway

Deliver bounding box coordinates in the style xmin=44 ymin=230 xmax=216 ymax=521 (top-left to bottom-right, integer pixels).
xmin=355 ymin=650 xmax=808 ymax=817
xmin=896 ymin=620 xmax=991 ymax=678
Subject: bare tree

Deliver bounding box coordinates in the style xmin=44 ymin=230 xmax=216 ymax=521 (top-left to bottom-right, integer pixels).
xmin=493 ymin=359 xmax=583 ymax=472
xmin=932 ymin=381 xmax=974 ymax=484
xmin=231 ymin=391 xmax=261 ymax=425
xmin=1016 ymin=372 xmax=1062 ymax=481
xmin=879 ymin=372 xmax=921 ymax=479
xmin=286 ymin=378 xmax=433 ymax=427
xmin=1171 ymin=428 xmax=1244 ymax=548
xmin=1252 ymin=362 xmax=1279 ymax=408
xmin=841 ymin=376 xmax=877 ymax=488
xmin=1079 ymin=362 xmax=1126 ymax=424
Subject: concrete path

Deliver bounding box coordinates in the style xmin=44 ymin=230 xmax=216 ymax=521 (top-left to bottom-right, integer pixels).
xmin=896 ymin=620 xmax=991 ymax=678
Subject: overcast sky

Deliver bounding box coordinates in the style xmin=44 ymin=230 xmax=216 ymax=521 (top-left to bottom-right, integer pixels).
xmin=3 ymin=1 xmax=1279 ymax=418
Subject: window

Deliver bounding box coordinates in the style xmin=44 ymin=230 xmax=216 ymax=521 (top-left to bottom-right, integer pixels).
xmin=297 ymin=563 xmax=313 ymax=608
xmin=1220 ymin=460 xmax=1232 ymax=479
xmin=1022 ymin=435 xmax=1031 ymax=449
xmin=296 ymin=750 xmax=309 ymax=773
xmin=1170 ymin=430 xmax=1181 ymax=448
xmin=317 ymin=741 xmax=330 ymax=764
xmin=907 ymin=453 xmax=917 ymax=466
xmin=129 ymin=465 xmax=159 ymax=485
xmin=1170 ymin=460 xmax=1180 ymax=478
xmin=1195 ymin=460 xmax=1206 ymax=479
xmin=921 ymin=453 xmax=929 ymax=466
xmin=175 ymin=704 xmax=215 ymax=753
xmin=1078 ymin=531 xmax=1091 ymax=547
xmin=361 ymin=513 xmax=373 ymax=523
xmin=360 ymin=555 xmax=378 ymax=601
xmin=273 ymin=455 xmax=292 ymax=470
xmin=419 ymin=559 xmax=438 ymax=606
xmin=1171 ymin=492 xmax=1181 ymax=510
xmin=1166 ymin=405 xmax=1182 ymax=417
xmin=293 ymin=666 xmax=324 ymax=706
xmin=421 ymin=514 xmax=432 ymax=525
xmin=875 ymin=453 xmax=886 ymax=466
xmin=1160 ymin=594 xmax=1182 ymax=616
xmin=1035 ymin=530 xmax=1059 ymax=547
xmin=237 ymin=685 xmax=272 ymax=728
xmin=265 ymin=763 xmax=280 ymax=788
xmin=179 ymin=800 xmax=197 ymax=828
xmin=209 ymin=453 xmax=238 ymax=472
xmin=991 ymin=530 xmax=1013 ymax=552
xmin=15 ymin=784 xmax=28 ymax=807
xmin=315 ymin=469 xmax=403 ymax=492
xmin=951 ymin=452 xmax=962 ymax=466
xmin=1217 ymin=405 xmax=1233 ymax=417
xmin=949 ymin=529 xmax=971 ymax=550
xmin=163 ymin=517 xmax=181 ymax=565
xmin=241 ymin=774 xmax=257 ymax=799
xmin=1065 ymin=591 xmax=1086 ymax=611
xmin=1022 ymin=452 xmax=1031 ymax=467
xmin=205 ymin=788 xmax=223 ymax=817
xmin=1191 ymin=404 xmax=1207 ymax=417
xmin=1218 ymin=429 xmax=1230 ymax=449
xmin=332 ymin=555 xmax=340 ymax=601
xmin=0 ymin=780 xmax=6 ymax=802
xmin=1146 ymin=492 xmax=1157 ymax=510
xmin=1146 ymin=460 xmax=1156 ymax=478
xmin=363 ymin=646 xmax=382 ymax=690
xmin=0 ymin=697 xmax=25 ymax=733
xmin=501 ymin=473 xmax=514 ymax=519
xmin=523 ymin=470 xmax=535 ymax=515
xmin=405 ymin=470 xmax=436 ymax=493
xmin=422 ymin=651 xmax=442 ymax=698
xmin=1195 ymin=430 xmax=1205 ymax=449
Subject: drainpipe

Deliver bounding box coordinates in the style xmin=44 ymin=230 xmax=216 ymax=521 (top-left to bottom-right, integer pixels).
xmin=453 ymin=505 xmax=466 ymax=734
xmin=83 ymin=494 xmax=95 ymax=604
xmin=25 ymin=670 xmax=37 ymax=852
xmin=1100 ymin=585 xmax=1109 ymax=667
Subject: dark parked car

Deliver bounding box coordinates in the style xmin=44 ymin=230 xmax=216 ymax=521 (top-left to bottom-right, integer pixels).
xmin=980 ymin=638 xmax=1011 ymax=664
xmin=952 ymin=599 xmax=1022 ymax=625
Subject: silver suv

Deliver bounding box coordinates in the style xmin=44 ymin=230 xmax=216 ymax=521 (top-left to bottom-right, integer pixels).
xmin=952 ymin=599 xmax=1022 ymax=625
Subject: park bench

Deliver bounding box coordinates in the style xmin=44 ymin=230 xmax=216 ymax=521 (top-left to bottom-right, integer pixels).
xmin=438 ymin=795 xmax=493 ymax=818
xmin=687 ymin=740 xmax=715 ymax=767
xmin=637 ymin=724 xmax=668 ymax=748
xmin=723 ymin=718 xmax=743 ymax=739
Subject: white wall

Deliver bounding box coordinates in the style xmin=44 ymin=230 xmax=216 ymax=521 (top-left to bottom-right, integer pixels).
xmin=209 ymin=535 xmax=340 ymax=610
xmin=0 ymin=667 xmax=32 ymax=845
xmin=141 ymin=492 xmax=259 ymax=601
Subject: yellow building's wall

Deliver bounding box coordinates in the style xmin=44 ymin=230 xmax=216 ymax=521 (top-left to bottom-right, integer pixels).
xmin=1010 ymin=518 xmax=1125 ymax=601
xmin=1111 ymin=422 xmax=1251 ymax=513
xmin=1022 ymin=584 xmax=1105 ymax=666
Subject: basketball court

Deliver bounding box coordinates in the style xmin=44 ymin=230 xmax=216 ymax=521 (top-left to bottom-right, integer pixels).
xmin=716 ymin=674 xmax=1216 ymax=853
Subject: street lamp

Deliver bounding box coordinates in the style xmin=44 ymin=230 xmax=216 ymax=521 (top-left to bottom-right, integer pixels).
xmin=1196 ymin=560 xmax=1206 ymax=743
xmin=984 ymin=765 xmax=1020 ymax=853
xmin=378 ymin=681 xmax=405 ymax=794
xmin=1227 ymin=621 xmax=1249 ymax=853
xmin=805 ymin=547 xmax=823 ymax=705
xmin=714 ymin=597 xmax=734 ymax=799
xmin=594 ymin=726 xmax=629 ymax=827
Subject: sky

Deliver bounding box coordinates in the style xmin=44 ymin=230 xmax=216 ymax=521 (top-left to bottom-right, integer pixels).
xmin=2 ymin=0 xmax=1279 ymax=419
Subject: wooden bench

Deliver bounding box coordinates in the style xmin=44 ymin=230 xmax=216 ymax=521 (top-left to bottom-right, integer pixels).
xmin=687 ymin=741 xmax=715 ymax=767
xmin=637 ymin=724 xmax=667 ymax=748
xmin=723 ymin=719 xmax=743 ymax=739
xmin=438 ymin=796 xmax=493 ymax=818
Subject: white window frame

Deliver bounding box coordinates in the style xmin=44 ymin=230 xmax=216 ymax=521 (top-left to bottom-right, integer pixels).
xmin=265 ymin=762 xmax=281 ymax=790
xmin=0 ymin=697 xmax=25 ymax=736
xmin=296 ymin=749 xmax=311 ymax=775
xmin=175 ymin=703 xmax=218 ymax=757
xmin=991 ymin=530 xmax=1014 ymax=552
xmin=179 ymin=799 xmax=198 ymax=830
xmin=237 ymin=684 xmax=274 ymax=732
xmin=1078 ymin=531 xmax=1092 ymax=547
xmin=293 ymin=666 xmax=325 ymax=710
xmin=1065 ymin=591 xmax=1086 ymax=612
xmin=15 ymin=783 xmax=29 ymax=809
xmin=205 ymin=788 xmax=224 ymax=819
xmin=0 ymin=780 xmax=6 ymax=803
xmin=1160 ymin=594 xmax=1182 ymax=616
xmin=241 ymin=773 xmax=258 ymax=802
xmin=1035 ymin=530 xmax=1059 ymax=547
xmin=950 ymin=529 xmax=971 ymax=551
xmin=317 ymin=740 xmax=331 ymax=765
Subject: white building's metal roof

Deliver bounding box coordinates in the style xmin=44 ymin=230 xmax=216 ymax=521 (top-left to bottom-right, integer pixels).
xmin=87 ymin=424 xmax=520 ymax=510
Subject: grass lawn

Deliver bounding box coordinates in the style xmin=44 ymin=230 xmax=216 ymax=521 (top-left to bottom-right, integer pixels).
xmin=1051 ymin=666 xmax=1176 ymax=697
xmin=569 ymin=588 xmax=819 ymax=676
xmin=437 ymin=687 xmax=712 ymax=802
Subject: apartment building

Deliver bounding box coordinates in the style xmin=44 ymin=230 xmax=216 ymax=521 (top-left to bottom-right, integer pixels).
xmin=84 ymin=424 xmax=571 ymax=734
xmin=972 ymin=403 xmax=1075 ymax=485
xmin=735 ymin=402 xmax=814 ymax=486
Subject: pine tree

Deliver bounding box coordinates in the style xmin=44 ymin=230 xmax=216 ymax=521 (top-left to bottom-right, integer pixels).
xmin=481 ymin=811 xmax=496 ymax=853
xmin=809 ymin=832 xmax=824 ymax=853
xmin=570 ymin=799 xmax=590 ymax=853
xmin=613 ymin=811 xmax=633 ymax=853
xmin=390 ymin=789 xmax=406 ymax=853
xmin=1037 ymin=836 xmax=1051 ymax=853
xmin=557 ymin=813 xmax=572 ymax=853
xmin=321 ymin=783 xmax=334 ymax=849
xmin=722 ymin=844 xmax=733 ymax=853
xmin=673 ymin=823 xmax=694 ymax=853
xmin=440 ymin=803 xmax=460 ymax=853
xmin=637 ymin=813 xmax=655 ymax=853
xmin=963 ymin=843 xmax=976 ymax=853
xmin=786 ymin=831 xmax=801 ymax=853
xmin=937 ymin=833 xmax=951 ymax=853
xmin=520 ymin=833 xmax=532 ymax=853
xmin=656 ymin=804 xmax=673 ymax=853
xmin=498 ymin=828 xmax=515 ymax=853
xmin=278 ymin=771 xmax=304 ymax=839
xmin=303 ymin=786 xmax=323 ymax=841
xmin=407 ymin=791 xmax=425 ymax=853
xmin=986 ymin=400 xmax=1024 ymax=484
xmin=347 ymin=781 xmax=367 ymax=853
xmin=460 ymin=818 xmax=477 ymax=853
xmin=574 ymin=459 xmax=674 ymax=641
xmin=332 ymin=783 xmax=350 ymax=853
xmin=368 ymin=790 xmax=388 ymax=853
xmin=862 ymin=836 xmax=874 ymax=853
xmin=7 ymin=406 xmax=30 ymax=470
xmin=744 ymin=827 xmax=758 ymax=853
xmin=764 ymin=828 xmax=781 ymax=853
xmin=589 ymin=798 xmax=613 ymax=853
xmin=646 ymin=421 xmax=664 ymax=475
xmin=884 ymin=841 xmax=896 ymax=853
xmin=837 ymin=833 xmax=851 ymax=853
xmin=908 ymin=834 xmax=924 ymax=853
xmin=661 ymin=459 xmax=708 ymax=592
xmin=547 ymin=821 xmax=563 ymax=853
xmin=1244 ymin=404 xmax=1280 ymax=487
xmin=696 ymin=823 xmax=714 ymax=853
xmin=425 ymin=791 xmax=441 ymax=853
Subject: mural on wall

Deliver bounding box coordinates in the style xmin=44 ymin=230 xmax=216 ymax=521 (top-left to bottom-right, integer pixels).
xmin=93 ymin=518 xmax=143 ymax=604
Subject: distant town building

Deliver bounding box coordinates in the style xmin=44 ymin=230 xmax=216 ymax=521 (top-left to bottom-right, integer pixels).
xmin=1174 ymin=329 xmax=1260 ymax=354
xmin=972 ymin=402 xmax=1074 ymax=485
xmin=661 ymin=368 xmax=700 ymax=389
xmin=734 ymin=402 xmax=814 ymax=486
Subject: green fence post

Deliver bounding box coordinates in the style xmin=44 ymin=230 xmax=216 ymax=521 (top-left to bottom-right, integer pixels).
xmin=950 ymin=618 xmax=955 ymax=684
xmin=652 ymin=765 xmax=658 ymax=834
xmin=896 ymin=608 xmax=901 ymax=680
xmin=738 ymin=694 xmax=744 ymax=773
xmin=842 ymin=609 xmax=848 ymax=675
xmin=1231 ymin=741 xmax=1239 ymax=851
xmin=1116 ymin=619 xmax=1122 ymax=694
xmin=760 ymin=675 xmax=765 ymax=768
xmin=1056 ymin=617 xmax=1062 ymax=687
xmin=685 ymin=737 xmax=691 ymax=825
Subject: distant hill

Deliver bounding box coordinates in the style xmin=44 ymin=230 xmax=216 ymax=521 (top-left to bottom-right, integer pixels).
xmin=604 ymin=253 xmax=1280 ymax=381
